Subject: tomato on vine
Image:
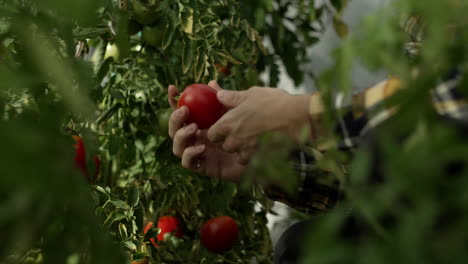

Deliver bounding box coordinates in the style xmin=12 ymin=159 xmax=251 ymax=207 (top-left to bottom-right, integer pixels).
xmin=157 ymin=108 xmax=172 ymax=136
xmin=142 ymin=25 xmax=165 ymax=47
xmin=132 ymin=0 xmax=159 ymax=25
xmin=143 ymin=216 xmax=183 ymax=248
xmin=177 ymin=84 xmax=225 ymax=129
xmin=201 ymin=216 xmax=238 ymax=253
xmin=157 ymin=216 xmax=183 ymax=242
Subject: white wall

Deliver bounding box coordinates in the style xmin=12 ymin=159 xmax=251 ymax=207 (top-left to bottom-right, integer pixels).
xmin=277 ymin=0 xmax=394 ymax=95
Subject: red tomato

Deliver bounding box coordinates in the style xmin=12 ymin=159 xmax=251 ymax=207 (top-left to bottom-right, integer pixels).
xmin=72 ymin=135 xmax=88 ymax=178
xmin=200 ymin=216 xmax=238 ymax=253
xmin=157 ymin=216 xmax=183 ymax=242
xmin=72 ymin=136 xmax=100 ymax=183
xmin=177 ymin=84 xmax=225 ymax=129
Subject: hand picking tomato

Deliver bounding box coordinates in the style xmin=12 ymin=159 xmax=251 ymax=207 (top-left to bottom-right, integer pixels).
xmin=201 ymin=216 xmax=238 ymax=253
xmin=177 ymin=84 xmax=225 ymax=129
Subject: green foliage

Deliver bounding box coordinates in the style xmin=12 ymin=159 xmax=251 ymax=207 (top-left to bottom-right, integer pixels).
xmin=0 ymin=0 xmax=338 ymax=263
xmin=296 ymin=0 xmax=468 ymax=263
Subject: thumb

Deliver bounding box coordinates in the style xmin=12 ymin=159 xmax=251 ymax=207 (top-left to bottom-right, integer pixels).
xmin=217 ymin=90 xmax=247 ymax=108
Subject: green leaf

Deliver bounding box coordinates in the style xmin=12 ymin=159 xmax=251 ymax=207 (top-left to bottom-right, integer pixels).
xmin=194 ymin=48 xmax=206 ymax=82
xmin=104 ymin=211 xmax=126 ymax=227
xmin=127 ymin=184 xmax=140 ymax=207
xmin=333 ymin=17 xmax=349 ymax=39
xmin=122 ymin=241 xmax=137 ymax=251
xmin=73 ymin=27 xmax=109 ymax=39
xmin=111 ymin=199 xmax=130 ymax=210
xmin=96 ymin=58 xmax=112 ymax=83
xmin=180 ymin=8 xmax=194 ymax=35
xmin=217 ymin=51 xmax=242 ymax=65
xmin=182 ymin=40 xmax=193 ymax=74
xmin=93 ymin=185 xmax=109 ymax=195
xmin=162 ymin=23 xmax=175 ymax=50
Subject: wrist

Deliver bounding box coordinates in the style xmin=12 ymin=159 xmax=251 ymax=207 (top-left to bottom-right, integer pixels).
xmin=284 ymin=93 xmax=312 ymax=141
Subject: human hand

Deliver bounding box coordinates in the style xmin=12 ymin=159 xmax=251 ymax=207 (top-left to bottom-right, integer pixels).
xmin=207 ymin=87 xmax=311 ymax=163
xmin=167 ymin=81 xmax=246 ymax=182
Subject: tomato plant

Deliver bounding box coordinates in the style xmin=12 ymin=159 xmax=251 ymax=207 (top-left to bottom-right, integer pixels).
xmin=0 ymin=0 xmax=341 ymax=263
xmin=177 ymin=84 xmax=225 ymax=129
xmin=201 ymin=216 xmax=239 ymax=253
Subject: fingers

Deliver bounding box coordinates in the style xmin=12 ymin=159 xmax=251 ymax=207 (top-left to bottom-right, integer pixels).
xmin=216 ymin=90 xmax=247 ymax=108
xmin=222 ymin=137 xmax=241 ymax=153
xmin=207 ymin=117 xmax=229 ymax=143
xmin=181 ymin=144 xmax=206 ymax=170
xmin=169 ymin=106 xmax=189 ymax=138
xmin=238 ymin=148 xmax=256 ymax=165
xmin=173 ymin=123 xmax=198 ymax=157
xmin=208 ymin=80 xmax=222 ymax=91
xmin=168 ymin=85 xmax=179 ymax=110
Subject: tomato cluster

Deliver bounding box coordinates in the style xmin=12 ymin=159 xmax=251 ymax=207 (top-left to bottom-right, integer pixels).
xmin=132 ymin=0 xmax=166 ymax=48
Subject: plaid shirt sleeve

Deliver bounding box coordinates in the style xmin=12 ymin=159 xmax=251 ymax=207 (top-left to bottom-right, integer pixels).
xmin=263 ymin=149 xmax=342 ymax=214
xmin=263 ymin=16 xmax=468 ymax=214
xmin=265 ymin=72 xmax=468 ymax=214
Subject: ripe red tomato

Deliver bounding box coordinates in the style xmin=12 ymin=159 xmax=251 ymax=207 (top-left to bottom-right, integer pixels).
xmin=200 ymin=216 xmax=238 ymax=253
xmin=72 ymin=136 xmax=100 ymax=183
xmin=143 ymin=216 xmax=183 ymax=248
xmin=177 ymin=84 xmax=225 ymax=129
xmin=73 ymin=135 xmax=88 ymax=177
xmin=157 ymin=216 xmax=183 ymax=242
